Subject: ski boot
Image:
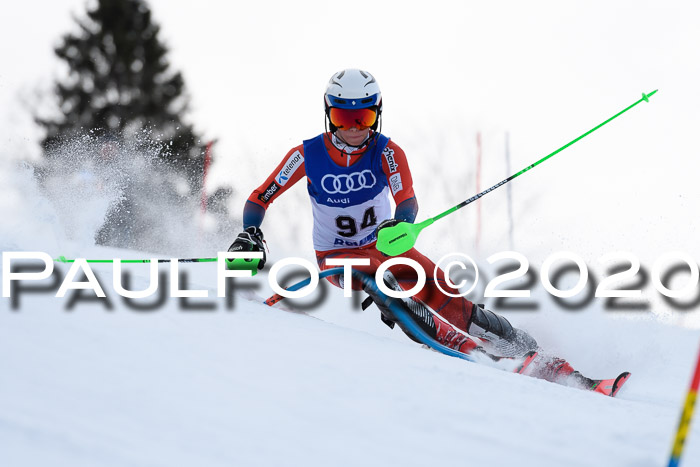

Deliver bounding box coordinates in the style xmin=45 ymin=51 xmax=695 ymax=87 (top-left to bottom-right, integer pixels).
xmin=466 ymin=304 xmax=538 ymax=357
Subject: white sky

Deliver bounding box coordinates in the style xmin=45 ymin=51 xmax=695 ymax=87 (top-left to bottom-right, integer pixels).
xmin=1 ymin=0 xmax=699 ymax=265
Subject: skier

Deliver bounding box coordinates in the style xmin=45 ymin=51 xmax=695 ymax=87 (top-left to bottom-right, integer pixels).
xmin=228 ymin=69 xmax=628 ymax=395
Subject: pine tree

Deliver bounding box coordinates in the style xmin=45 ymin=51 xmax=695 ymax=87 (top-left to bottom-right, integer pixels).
xmin=35 ymin=0 xmax=225 ymax=252
xmin=38 ymin=0 xmax=203 ymax=188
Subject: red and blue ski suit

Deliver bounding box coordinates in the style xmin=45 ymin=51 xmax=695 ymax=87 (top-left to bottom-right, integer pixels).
xmin=244 ymin=132 xmax=476 ymax=340
xmin=241 ymin=131 xmax=594 ymax=385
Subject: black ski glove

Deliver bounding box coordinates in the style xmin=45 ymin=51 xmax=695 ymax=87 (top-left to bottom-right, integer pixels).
xmin=376 ymin=218 xmax=400 ymax=234
xmin=228 ymin=226 xmax=266 ymax=269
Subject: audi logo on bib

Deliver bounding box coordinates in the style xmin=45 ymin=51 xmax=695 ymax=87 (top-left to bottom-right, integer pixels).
xmin=321 ymin=170 xmax=377 ymax=194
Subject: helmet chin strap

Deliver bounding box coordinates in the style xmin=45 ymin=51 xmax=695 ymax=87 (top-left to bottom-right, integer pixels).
xmin=335 ymin=132 xmax=370 ymax=148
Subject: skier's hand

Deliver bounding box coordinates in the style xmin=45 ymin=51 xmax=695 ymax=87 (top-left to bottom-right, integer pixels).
xmin=376 ymin=218 xmax=400 ymax=234
xmin=376 ymin=218 xmax=408 ymax=256
xmin=228 ymin=226 xmax=266 ymax=269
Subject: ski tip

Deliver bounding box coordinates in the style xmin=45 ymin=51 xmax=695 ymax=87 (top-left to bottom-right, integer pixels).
xmin=593 ymin=371 xmax=631 ymax=397
xmin=611 ymin=372 xmax=631 ymax=398
xmin=264 ymin=293 xmax=283 ymax=307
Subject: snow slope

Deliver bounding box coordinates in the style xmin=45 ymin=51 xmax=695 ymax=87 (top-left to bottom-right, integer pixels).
xmin=2 ymin=68 xmax=700 ymax=463
xmin=1 ymin=254 xmax=700 ymax=467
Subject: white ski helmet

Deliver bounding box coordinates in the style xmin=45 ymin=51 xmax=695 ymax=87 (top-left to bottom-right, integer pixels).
xmin=324 ymin=69 xmax=382 ymax=131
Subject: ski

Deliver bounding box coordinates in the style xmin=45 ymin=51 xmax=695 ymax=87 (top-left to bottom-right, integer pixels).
xmin=470 ymin=349 xmax=539 ymax=374
xmin=591 ymin=372 xmax=632 ymax=397
xmin=515 ymin=351 xmax=538 ymax=375
xmin=264 ymin=268 xmax=626 ymax=393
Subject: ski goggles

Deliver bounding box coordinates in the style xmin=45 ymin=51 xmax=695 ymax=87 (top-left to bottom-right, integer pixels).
xmin=328 ymin=107 xmax=378 ymax=130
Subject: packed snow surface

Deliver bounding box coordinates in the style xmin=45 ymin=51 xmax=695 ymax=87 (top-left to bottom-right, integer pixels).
xmin=3 ymin=1 xmax=700 ymax=464
xmin=2 ymin=253 xmax=700 ymax=467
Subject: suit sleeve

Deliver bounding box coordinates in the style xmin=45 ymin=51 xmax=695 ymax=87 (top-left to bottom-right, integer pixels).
xmin=243 ymin=145 xmax=306 ymax=228
xmin=380 ymin=140 xmax=418 ymax=223
xmin=247 ymin=144 xmax=306 ymax=209
xmin=380 ymin=140 xmax=415 ymax=205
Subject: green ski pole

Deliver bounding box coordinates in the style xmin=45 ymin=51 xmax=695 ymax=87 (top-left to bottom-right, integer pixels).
xmin=377 ymin=90 xmax=658 ymax=256
xmin=54 ymin=255 xmax=261 ymax=275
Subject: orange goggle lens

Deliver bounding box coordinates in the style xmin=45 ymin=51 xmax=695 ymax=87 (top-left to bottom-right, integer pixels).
xmin=329 ymin=107 xmax=377 ymax=130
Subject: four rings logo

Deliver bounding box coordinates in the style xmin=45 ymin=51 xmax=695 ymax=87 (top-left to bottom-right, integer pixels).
xmin=321 ymin=170 xmax=377 ymax=194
